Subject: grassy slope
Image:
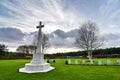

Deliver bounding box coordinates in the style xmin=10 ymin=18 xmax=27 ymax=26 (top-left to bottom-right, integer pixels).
xmin=0 ymin=58 xmax=120 ymax=80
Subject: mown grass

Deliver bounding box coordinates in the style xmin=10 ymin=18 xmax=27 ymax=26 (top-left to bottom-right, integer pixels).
xmin=0 ymin=58 xmax=120 ymax=80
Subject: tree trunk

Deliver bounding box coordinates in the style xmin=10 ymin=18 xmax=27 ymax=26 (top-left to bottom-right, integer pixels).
xmin=90 ymin=50 xmax=92 ymax=60
xmin=88 ymin=50 xmax=92 ymax=61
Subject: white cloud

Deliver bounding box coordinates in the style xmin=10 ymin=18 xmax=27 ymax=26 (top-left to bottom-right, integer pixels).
xmin=104 ymin=39 xmax=120 ymax=48
xmin=0 ymin=0 xmax=86 ymax=33
xmin=1 ymin=0 xmax=120 ymax=52
xmin=109 ymin=24 xmax=119 ymax=28
xmin=98 ymin=0 xmax=120 ymax=26
xmin=45 ymin=47 xmax=80 ymax=54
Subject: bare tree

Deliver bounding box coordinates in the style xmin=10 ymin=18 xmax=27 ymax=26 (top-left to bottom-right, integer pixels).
xmin=17 ymin=45 xmax=37 ymax=54
xmin=75 ymin=21 xmax=104 ymax=61
xmin=16 ymin=45 xmax=25 ymax=53
xmin=42 ymin=34 xmax=50 ymax=53
xmin=29 ymin=45 xmax=37 ymax=54
xmin=0 ymin=44 xmax=8 ymax=52
xmin=33 ymin=33 xmax=50 ymax=53
xmin=16 ymin=45 xmax=29 ymax=54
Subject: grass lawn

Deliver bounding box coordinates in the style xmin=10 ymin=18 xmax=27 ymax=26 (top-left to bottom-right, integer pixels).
xmin=0 ymin=58 xmax=120 ymax=80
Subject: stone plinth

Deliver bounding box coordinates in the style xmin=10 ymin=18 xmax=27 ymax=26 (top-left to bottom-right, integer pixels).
xmin=19 ymin=63 xmax=54 ymax=73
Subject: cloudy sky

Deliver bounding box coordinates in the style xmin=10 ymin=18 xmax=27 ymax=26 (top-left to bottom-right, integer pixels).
xmin=0 ymin=0 xmax=120 ymax=53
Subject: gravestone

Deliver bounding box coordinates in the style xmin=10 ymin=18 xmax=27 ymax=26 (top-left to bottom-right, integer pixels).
xmin=82 ymin=60 xmax=85 ymax=64
xmin=117 ymin=60 xmax=120 ymax=65
xmin=75 ymin=59 xmax=78 ymax=64
xmin=68 ymin=59 xmax=71 ymax=64
xmin=90 ymin=60 xmax=94 ymax=65
xmin=107 ymin=60 xmax=111 ymax=65
xmin=98 ymin=60 xmax=102 ymax=65
xmin=19 ymin=21 xmax=54 ymax=73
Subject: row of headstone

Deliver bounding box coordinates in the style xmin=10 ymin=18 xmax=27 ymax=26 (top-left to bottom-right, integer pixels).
xmin=67 ymin=59 xmax=120 ymax=65
xmin=97 ymin=60 xmax=110 ymax=65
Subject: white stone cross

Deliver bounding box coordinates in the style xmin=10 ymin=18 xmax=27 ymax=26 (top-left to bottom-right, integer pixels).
xmin=19 ymin=21 xmax=54 ymax=73
xmin=31 ymin=21 xmax=45 ymax=64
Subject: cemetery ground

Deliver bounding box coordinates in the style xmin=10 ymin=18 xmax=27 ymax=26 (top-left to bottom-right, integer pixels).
xmin=0 ymin=58 xmax=120 ymax=80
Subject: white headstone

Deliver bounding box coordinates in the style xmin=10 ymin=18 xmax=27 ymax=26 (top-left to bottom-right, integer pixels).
xmin=107 ymin=60 xmax=111 ymax=65
xmin=19 ymin=22 xmax=54 ymax=73
xmin=75 ymin=59 xmax=78 ymax=64
xmin=117 ymin=60 xmax=119 ymax=64
xmin=68 ymin=59 xmax=71 ymax=64
xmin=82 ymin=60 xmax=85 ymax=64
xmin=90 ymin=60 xmax=94 ymax=64
xmin=98 ymin=60 xmax=102 ymax=65
xmin=117 ymin=60 xmax=120 ymax=65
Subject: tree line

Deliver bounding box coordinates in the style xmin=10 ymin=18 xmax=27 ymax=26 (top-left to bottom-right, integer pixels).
xmin=46 ymin=47 xmax=120 ymax=58
xmin=0 ymin=43 xmax=120 ymax=59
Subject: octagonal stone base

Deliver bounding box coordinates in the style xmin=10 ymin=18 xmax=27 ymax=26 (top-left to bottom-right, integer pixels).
xmin=19 ymin=63 xmax=54 ymax=73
